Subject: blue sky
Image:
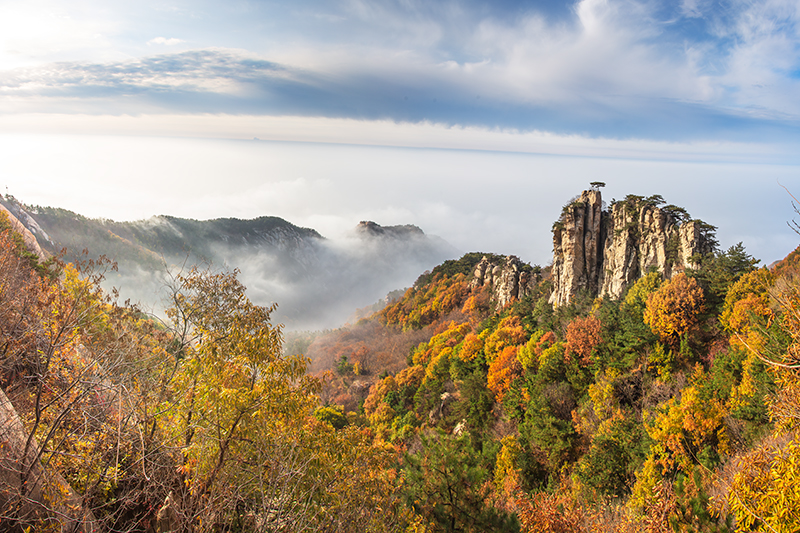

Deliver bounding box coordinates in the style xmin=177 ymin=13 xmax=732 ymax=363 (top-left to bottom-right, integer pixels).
xmin=3 ymin=0 xmax=800 ymax=140
xmin=1 ymin=0 xmax=799 ymax=269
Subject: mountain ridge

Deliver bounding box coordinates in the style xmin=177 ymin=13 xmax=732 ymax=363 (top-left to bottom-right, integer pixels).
xmin=0 ymin=195 xmax=459 ymax=329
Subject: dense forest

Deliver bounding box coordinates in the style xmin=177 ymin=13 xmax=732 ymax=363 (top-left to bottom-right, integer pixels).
xmin=2 ymin=198 xmax=800 ymax=532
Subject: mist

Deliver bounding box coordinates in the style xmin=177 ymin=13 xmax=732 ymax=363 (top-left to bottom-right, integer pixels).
xmin=32 ymin=211 xmax=461 ymax=331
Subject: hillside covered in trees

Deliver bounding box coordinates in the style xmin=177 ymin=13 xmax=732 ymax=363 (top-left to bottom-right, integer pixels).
xmin=2 ymin=191 xmax=800 ymax=532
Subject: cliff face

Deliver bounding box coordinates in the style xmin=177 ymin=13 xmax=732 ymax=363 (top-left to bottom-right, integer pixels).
xmin=549 ymin=190 xmax=604 ymax=307
xmin=0 ymin=203 xmax=48 ymax=262
xmin=549 ymin=190 xmax=714 ymax=306
xmin=471 ymin=255 xmax=537 ymax=308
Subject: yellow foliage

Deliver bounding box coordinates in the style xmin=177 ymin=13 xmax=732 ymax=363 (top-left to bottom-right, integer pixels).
xmin=456 ymin=332 xmax=483 ymax=362
xmin=588 ymin=369 xmax=620 ymax=422
xmin=720 ymin=269 xmax=776 ymax=357
xmin=645 ymin=378 xmax=729 ymax=471
xmin=413 ymin=321 xmax=471 ymax=366
xmin=517 ymin=330 xmax=544 ymax=370
xmin=379 ymin=273 xmax=471 ymax=330
xmin=727 ymin=351 xmax=761 ymax=414
xmin=538 ymin=342 xmax=565 ymax=379
xmin=625 ymin=270 xmax=663 ymax=309
xmin=396 ymin=364 xmax=426 ymax=389
xmin=643 ymin=273 xmax=704 ymax=345
xmin=629 ymin=452 xmax=664 ymax=515
xmin=495 ymin=435 xmax=522 ymax=497
xmin=648 ymin=342 xmax=675 ymax=380
xmin=483 ymin=315 xmax=527 ymax=363
xmin=729 ymin=436 xmax=800 ymax=532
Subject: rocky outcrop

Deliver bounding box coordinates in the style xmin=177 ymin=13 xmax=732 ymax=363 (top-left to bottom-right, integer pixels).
xmin=471 ymin=255 xmax=538 ymax=308
xmin=0 ymin=203 xmax=48 ymax=262
xmin=356 ymin=221 xmax=425 ymax=239
xmin=549 ymin=190 xmax=604 ymax=307
xmin=550 ymin=191 xmax=715 ymax=306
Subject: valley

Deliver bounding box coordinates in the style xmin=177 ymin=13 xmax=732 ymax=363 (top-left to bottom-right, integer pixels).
xmin=0 ymin=187 xmax=798 ymax=532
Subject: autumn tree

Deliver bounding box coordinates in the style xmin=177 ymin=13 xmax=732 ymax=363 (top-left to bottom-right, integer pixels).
xmin=643 ymin=273 xmax=705 ymax=347
xmin=156 ymin=267 xmax=319 ymax=528
xmin=725 ymin=262 xmax=800 ymax=531
xmin=0 ymin=222 xmax=174 ymax=531
xmin=565 ymin=315 xmax=602 ymax=366
xmin=487 ymin=346 xmax=523 ymax=403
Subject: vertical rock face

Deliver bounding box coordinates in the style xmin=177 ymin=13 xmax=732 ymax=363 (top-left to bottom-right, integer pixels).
xmin=548 ymin=190 xmax=604 ymax=307
xmin=471 ymin=255 xmax=538 ymax=308
xmin=550 ymin=190 xmax=714 ymax=306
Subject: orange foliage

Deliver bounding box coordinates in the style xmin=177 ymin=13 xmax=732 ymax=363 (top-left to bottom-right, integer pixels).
xmin=363 ymin=365 xmax=425 ymax=435
xmin=565 ymin=315 xmax=603 ymax=365
xmin=514 ymin=490 xmax=587 ymax=533
xmin=461 ymin=283 xmax=492 ymax=319
xmin=363 ymin=375 xmax=398 ymax=422
xmin=719 ymin=268 xmax=775 ymax=354
xmin=379 ymin=273 xmax=471 ymax=330
xmin=483 ymin=315 xmax=527 ymax=363
xmin=771 ymin=243 xmax=800 ymax=279
xmin=643 ymin=273 xmax=704 ymax=345
xmin=457 ymin=332 xmax=484 ymax=362
xmin=536 ymin=331 xmax=557 ymax=355
xmin=487 ymin=345 xmax=523 ymax=402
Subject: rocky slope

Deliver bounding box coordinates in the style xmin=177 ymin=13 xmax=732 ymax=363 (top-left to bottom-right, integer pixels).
xmin=0 ymin=203 xmax=47 ymax=262
xmin=549 ymin=189 xmax=716 ymax=306
xmin=470 ymin=254 xmax=540 ymax=308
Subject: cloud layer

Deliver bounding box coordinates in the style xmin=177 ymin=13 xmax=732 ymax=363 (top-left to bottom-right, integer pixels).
xmin=0 ymin=0 xmax=799 ymax=140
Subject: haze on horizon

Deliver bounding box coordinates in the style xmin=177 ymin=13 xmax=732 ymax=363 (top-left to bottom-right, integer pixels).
xmin=1 ymin=0 xmax=800 ymax=276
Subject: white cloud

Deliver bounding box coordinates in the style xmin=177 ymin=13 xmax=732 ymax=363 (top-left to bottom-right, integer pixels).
xmin=0 ymin=113 xmax=795 ymax=164
xmin=0 ymin=1 xmax=121 ymax=69
xmin=147 ymin=37 xmax=185 ymax=46
xmin=717 ymin=0 xmax=800 ymax=116
xmin=1 ymin=0 xmax=799 ymax=139
xmin=1 ymin=131 xmax=798 ymax=268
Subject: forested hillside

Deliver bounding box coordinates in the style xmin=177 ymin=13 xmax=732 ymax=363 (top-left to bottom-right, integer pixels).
xmin=2 ymin=192 xmax=800 ymax=532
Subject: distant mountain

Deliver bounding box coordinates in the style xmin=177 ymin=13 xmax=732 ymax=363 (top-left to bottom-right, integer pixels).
xmin=0 ymin=196 xmax=459 ymax=330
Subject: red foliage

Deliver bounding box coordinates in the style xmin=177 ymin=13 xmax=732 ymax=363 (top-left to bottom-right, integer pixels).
xmin=565 ymin=316 xmax=602 ymax=365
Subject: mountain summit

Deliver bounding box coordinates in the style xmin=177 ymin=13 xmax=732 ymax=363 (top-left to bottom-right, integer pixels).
xmin=0 ymin=196 xmax=458 ymax=329
xmin=549 ymin=189 xmax=716 ymax=306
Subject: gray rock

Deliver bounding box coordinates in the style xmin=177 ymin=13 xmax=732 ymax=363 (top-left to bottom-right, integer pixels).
xmin=550 ymin=190 xmax=714 ymax=306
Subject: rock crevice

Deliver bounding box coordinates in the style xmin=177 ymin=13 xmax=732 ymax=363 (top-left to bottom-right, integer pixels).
xmin=471 ymin=255 xmax=538 ymax=308
xmin=549 ymin=190 xmax=714 ymax=306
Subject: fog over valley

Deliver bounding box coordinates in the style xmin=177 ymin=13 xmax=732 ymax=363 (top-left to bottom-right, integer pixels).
xmin=0 ymin=196 xmax=458 ymax=330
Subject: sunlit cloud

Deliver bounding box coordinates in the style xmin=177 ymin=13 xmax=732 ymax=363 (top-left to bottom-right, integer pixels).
xmin=0 ymin=1 xmax=120 ymax=69
xmin=0 ymin=0 xmax=798 ymax=140
xmin=147 ymin=37 xmax=185 ymax=46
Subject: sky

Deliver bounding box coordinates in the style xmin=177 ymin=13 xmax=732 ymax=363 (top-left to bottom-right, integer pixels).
xmin=1 ymin=0 xmax=800 ymax=271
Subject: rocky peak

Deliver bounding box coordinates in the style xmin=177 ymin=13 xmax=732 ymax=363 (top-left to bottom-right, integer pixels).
xmin=549 ymin=190 xmax=604 ymax=307
xmin=549 ymin=190 xmax=716 ymax=306
xmin=471 ymin=254 xmax=539 ymax=308
xmin=356 ymin=221 xmax=425 ymax=239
